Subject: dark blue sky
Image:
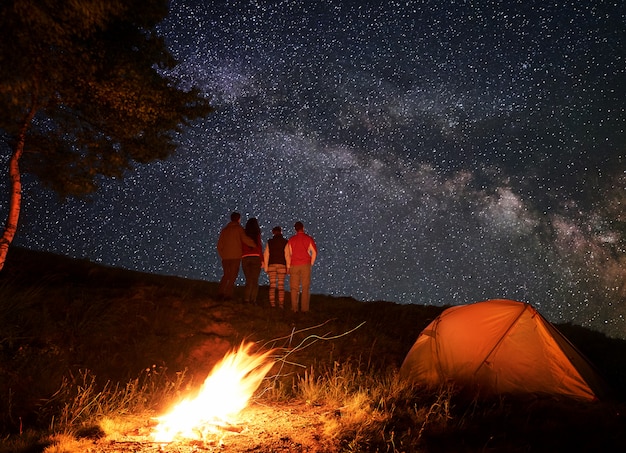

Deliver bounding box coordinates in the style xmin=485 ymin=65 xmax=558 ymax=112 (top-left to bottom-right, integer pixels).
xmin=7 ymin=0 xmax=626 ymax=338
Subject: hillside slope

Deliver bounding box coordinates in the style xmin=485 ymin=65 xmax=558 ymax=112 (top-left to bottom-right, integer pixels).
xmin=1 ymin=247 xmax=625 ymax=452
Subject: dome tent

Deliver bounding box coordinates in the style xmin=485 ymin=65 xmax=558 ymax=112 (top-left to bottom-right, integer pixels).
xmin=399 ymin=299 xmax=608 ymax=400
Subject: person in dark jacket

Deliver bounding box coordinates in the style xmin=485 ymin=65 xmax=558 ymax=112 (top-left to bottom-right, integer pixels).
xmin=216 ymin=212 xmax=255 ymax=300
xmin=263 ymin=226 xmax=289 ymax=308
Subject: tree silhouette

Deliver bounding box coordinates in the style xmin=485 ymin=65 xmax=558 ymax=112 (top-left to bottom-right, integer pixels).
xmin=0 ymin=0 xmax=212 ymax=270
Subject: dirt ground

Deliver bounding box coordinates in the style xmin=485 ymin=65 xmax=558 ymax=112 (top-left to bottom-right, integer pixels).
xmin=85 ymin=402 xmax=342 ymax=453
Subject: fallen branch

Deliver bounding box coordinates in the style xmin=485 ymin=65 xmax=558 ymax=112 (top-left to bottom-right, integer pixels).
xmin=257 ymin=320 xmax=367 ymax=391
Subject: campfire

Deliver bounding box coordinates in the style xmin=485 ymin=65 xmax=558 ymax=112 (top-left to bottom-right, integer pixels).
xmin=151 ymin=342 xmax=274 ymax=443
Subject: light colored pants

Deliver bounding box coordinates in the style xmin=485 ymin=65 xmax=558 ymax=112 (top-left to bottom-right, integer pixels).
xmin=267 ymin=264 xmax=287 ymax=307
xmin=289 ymin=264 xmax=312 ymax=312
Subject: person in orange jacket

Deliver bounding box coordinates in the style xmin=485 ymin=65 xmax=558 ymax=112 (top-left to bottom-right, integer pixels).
xmin=217 ymin=212 xmax=255 ymax=301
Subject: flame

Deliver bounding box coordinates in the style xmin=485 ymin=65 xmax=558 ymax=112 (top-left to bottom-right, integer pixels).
xmin=152 ymin=342 xmax=274 ymax=442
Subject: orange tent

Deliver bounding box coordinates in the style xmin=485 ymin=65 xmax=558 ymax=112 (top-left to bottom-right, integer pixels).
xmin=400 ymin=299 xmax=608 ymax=400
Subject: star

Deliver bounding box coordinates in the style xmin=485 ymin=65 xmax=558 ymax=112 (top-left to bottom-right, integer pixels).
xmin=9 ymin=0 xmax=626 ymax=339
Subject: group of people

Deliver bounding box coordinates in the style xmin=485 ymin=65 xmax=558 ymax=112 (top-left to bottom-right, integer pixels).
xmin=216 ymin=212 xmax=318 ymax=312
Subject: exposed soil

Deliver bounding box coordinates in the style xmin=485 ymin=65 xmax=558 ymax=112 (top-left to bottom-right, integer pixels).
xmin=87 ymin=403 xmax=343 ymax=452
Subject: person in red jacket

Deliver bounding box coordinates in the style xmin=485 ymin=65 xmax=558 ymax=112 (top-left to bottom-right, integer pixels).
xmin=285 ymin=221 xmax=317 ymax=312
xmin=216 ymin=212 xmax=255 ymax=301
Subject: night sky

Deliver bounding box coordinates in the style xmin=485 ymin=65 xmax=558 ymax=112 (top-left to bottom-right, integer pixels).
xmin=6 ymin=0 xmax=626 ymax=338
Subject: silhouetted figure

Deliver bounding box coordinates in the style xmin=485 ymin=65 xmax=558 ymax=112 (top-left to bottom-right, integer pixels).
xmin=242 ymin=217 xmax=263 ymax=304
xmin=285 ymin=221 xmax=317 ymax=312
xmin=217 ymin=212 xmax=255 ymax=300
xmin=263 ymin=226 xmax=288 ymax=308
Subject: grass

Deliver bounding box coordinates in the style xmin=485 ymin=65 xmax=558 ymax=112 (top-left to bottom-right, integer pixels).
xmin=0 ymin=246 xmax=625 ymax=452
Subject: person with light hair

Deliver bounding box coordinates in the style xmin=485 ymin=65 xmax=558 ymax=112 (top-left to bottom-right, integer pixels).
xmin=285 ymin=221 xmax=317 ymax=312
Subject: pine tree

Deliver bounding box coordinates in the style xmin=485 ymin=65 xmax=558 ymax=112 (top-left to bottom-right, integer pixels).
xmin=0 ymin=0 xmax=212 ymax=270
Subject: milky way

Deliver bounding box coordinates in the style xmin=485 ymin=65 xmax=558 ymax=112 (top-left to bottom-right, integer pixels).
xmin=6 ymin=0 xmax=626 ymax=338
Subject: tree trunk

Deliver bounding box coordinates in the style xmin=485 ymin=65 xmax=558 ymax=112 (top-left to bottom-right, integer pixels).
xmin=0 ymin=105 xmax=37 ymax=271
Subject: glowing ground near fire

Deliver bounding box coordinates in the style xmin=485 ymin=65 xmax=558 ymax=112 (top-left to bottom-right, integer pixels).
xmin=89 ymin=342 xmax=342 ymax=452
xmin=95 ymin=403 xmax=338 ymax=452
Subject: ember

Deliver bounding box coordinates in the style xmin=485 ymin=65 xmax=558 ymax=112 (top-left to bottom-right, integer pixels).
xmin=151 ymin=342 xmax=274 ymax=442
